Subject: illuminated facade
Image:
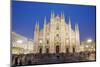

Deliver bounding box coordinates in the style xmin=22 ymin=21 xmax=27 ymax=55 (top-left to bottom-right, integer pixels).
xmin=11 ymin=12 xmax=96 ymax=55
xmin=12 ymin=32 xmax=33 ymax=54
xmin=33 ymin=12 xmax=80 ymax=54
xmin=80 ymin=40 xmax=96 ymax=52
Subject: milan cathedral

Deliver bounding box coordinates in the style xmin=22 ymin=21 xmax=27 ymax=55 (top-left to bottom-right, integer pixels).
xmin=33 ymin=12 xmax=80 ymax=54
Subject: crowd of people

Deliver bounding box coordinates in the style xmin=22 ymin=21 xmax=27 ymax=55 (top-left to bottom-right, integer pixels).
xmin=12 ymin=51 xmax=96 ymax=66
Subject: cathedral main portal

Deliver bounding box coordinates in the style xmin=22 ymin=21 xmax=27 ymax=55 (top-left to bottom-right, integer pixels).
xmin=56 ymin=45 xmax=60 ymax=53
xmin=55 ymin=42 xmax=61 ymax=53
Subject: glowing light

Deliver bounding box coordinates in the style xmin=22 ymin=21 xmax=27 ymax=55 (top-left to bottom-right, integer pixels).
xmin=91 ymin=46 xmax=94 ymax=49
xmin=16 ymin=40 xmax=23 ymax=44
xmin=87 ymin=39 xmax=92 ymax=43
xmin=39 ymin=40 xmax=42 ymax=43
xmin=86 ymin=45 xmax=89 ymax=48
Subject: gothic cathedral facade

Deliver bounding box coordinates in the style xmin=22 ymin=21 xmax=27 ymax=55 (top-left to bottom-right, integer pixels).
xmin=33 ymin=12 xmax=80 ymax=54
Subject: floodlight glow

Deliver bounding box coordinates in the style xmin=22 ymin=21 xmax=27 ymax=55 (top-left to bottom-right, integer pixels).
xmin=87 ymin=39 xmax=92 ymax=43
xmin=16 ymin=40 xmax=23 ymax=44
xmin=86 ymin=45 xmax=89 ymax=48
xmin=39 ymin=40 xmax=42 ymax=43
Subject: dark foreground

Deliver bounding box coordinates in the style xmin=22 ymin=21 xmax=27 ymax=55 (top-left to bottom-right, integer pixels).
xmin=12 ymin=51 xmax=96 ymax=67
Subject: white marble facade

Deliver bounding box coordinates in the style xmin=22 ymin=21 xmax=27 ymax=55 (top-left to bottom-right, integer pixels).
xmin=33 ymin=12 xmax=80 ymax=54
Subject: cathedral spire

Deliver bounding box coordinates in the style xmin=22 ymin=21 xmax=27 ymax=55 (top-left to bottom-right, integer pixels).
xmin=44 ymin=16 xmax=46 ymax=27
xmin=61 ymin=11 xmax=65 ymax=18
xmin=68 ymin=17 xmax=73 ymax=53
xmin=75 ymin=23 xmax=79 ymax=32
xmin=61 ymin=11 xmax=63 ymax=19
xmin=52 ymin=11 xmax=55 ymax=18
xmin=35 ymin=21 xmax=37 ymax=30
xmin=37 ymin=21 xmax=40 ymax=31
xmin=61 ymin=11 xmax=65 ymax=22
xmin=51 ymin=11 xmax=54 ymax=19
xmin=43 ymin=16 xmax=47 ymax=34
xmin=34 ymin=21 xmax=39 ymax=41
xmin=68 ymin=16 xmax=71 ymax=28
xmin=51 ymin=11 xmax=52 ymax=19
xmin=50 ymin=11 xmax=55 ymax=24
xmin=75 ymin=23 xmax=80 ymax=53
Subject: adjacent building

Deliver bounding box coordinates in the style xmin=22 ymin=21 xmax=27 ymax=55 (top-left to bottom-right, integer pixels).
xmin=11 ymin=32 xmax=33 ymax=54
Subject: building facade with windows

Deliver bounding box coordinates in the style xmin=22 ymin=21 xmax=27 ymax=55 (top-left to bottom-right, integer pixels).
xmin=12 ymin=32 xmax=33 ymax=54
xmin=33 ymin=12 xmax=80 ymax=54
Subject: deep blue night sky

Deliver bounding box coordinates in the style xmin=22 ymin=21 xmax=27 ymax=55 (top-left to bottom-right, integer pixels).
xmin=12 ymin=1 xmax=96 ymax=41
